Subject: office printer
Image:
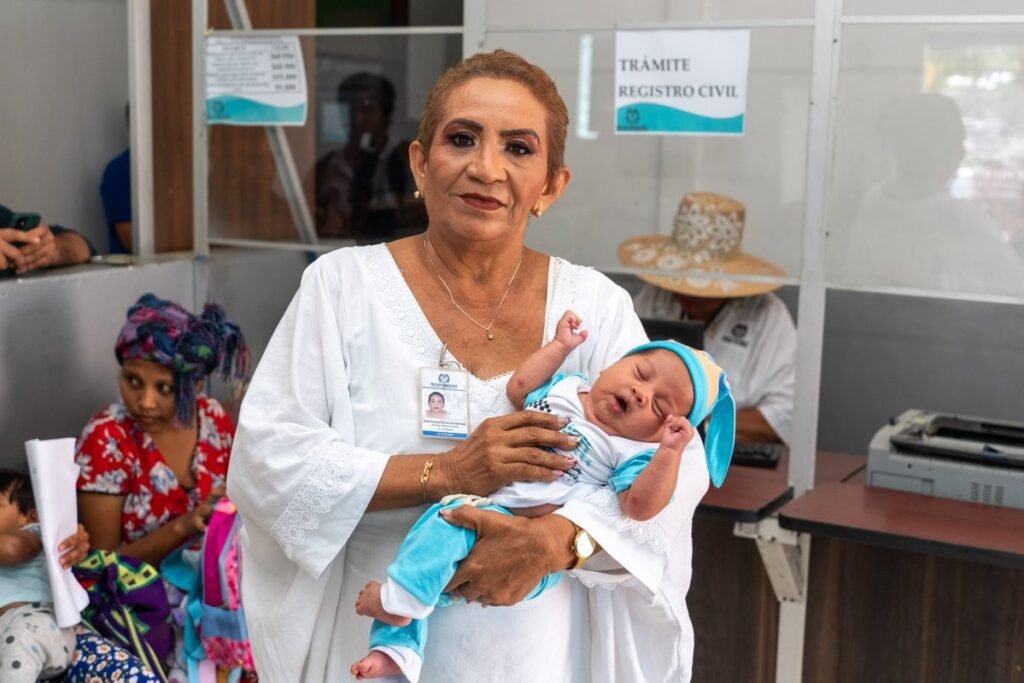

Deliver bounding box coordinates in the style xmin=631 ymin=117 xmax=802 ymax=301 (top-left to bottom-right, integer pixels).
xmin=867 ymin=409 xmax=1024 ymax=510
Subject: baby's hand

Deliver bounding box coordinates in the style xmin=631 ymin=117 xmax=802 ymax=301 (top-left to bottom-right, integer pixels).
xmin=553 ymin=310 xmax=588 ymax=351
xmin=661 ymin=415 xmax=694 ymax=452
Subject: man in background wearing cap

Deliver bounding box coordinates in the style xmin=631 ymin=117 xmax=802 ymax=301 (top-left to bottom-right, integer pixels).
xmin=0 ymin=203 xmax=95 ymax=277
xmin=622 ymin=192 xmax=796 ymax=446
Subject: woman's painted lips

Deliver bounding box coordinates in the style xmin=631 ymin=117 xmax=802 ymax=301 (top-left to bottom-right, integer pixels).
xmin=460 ymin=194 xmax=504 ymax=211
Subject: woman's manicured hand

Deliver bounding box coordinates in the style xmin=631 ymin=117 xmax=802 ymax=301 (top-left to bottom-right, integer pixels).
xmin=441 ymin=505 xmax=576 ymax=606
xmin=438 ymin=411 xmax=580 ymax=497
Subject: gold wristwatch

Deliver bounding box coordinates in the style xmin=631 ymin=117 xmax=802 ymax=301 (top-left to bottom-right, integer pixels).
xmin=569 ymin=523 xmax=597 ymax=570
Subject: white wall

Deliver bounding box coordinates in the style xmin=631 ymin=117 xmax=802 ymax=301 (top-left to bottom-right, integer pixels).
xmin=0 ymin=260 xmax=194 ymax=468
xmin=0 ymin=0 xmax=128 ymax=254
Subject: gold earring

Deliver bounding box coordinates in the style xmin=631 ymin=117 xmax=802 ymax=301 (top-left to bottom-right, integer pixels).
xmin=534 ymin=208 xmax=543 ymax=218
xmin=414 ymin=190 xmax=422 ymax=199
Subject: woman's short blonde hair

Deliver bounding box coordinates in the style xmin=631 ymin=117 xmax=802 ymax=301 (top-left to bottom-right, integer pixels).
xmin=416 ymin=49 xmax=569 ymax=183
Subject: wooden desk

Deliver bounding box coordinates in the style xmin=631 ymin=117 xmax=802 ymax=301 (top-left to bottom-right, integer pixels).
xmin=779 ymin=481 xmax=1024 ymax=569
xmin=698 ymin=464 xmax=793 ymax=522
xmin=813 ymin=450 xmax=866 ymax=484
xmin=775 ymin=480 xmax=1024 ymax=682
xmin=697 ymin=450 xmax=864 ymax=522
xmin=689 ymin=451 xmax=865 ymax=683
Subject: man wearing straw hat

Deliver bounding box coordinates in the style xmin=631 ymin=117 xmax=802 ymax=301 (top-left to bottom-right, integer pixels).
xmin=621 ymin=192 xmax=796 ymax=446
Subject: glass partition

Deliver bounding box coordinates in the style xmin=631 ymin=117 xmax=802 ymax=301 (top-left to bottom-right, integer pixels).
xmin=479 ymin=23 xmax=808 ymax=457
xmin=207 ymin=33 xmax=462 ymax=246
xmin=482 ymin=28 xmax=813 ymax=285
xmin=819 ymin=18 xmax=1024 ymax=461
xmin=825 ymin=23 xmax=1024 ymax=299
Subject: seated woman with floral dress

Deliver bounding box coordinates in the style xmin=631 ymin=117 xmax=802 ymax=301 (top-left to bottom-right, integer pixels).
xmin=74 ymin=293 xmax=250 ymax=681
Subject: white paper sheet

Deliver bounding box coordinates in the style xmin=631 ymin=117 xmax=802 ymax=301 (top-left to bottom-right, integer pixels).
xmin=25 ymin=438 xmax=89 ymax=627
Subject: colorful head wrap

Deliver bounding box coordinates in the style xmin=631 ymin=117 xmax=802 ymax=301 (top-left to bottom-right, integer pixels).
xmin=115 ymin=293 xmax=251 ymax=426
xmin=625 ymin=340 xmax=736 ymax=488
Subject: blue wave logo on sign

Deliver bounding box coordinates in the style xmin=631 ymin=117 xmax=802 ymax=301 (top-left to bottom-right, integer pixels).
xmin=616 ymin=103 xmax=744 ymax=134
xmin=206 ymin=95 xmax=306 ymax=125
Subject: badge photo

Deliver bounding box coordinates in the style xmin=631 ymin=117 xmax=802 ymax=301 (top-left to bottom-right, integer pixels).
xmin=419 ymin=367 xmax=469 ymax=440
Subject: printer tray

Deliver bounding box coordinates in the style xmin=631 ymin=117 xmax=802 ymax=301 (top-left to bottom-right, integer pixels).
xmin=890 ymin=415 xmax=1024 ymax=470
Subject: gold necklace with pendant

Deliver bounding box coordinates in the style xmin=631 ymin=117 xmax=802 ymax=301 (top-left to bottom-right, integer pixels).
xmin=421 ymin=236 xmax=524 ymax=341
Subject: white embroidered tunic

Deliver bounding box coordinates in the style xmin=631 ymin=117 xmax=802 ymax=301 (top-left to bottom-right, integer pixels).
xmin=228 ymin=244 xmax=710 ymax=683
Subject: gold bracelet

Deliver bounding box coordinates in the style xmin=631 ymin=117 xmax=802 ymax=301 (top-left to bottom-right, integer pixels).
xmin=420 ymin=458 xmax=435 ymax=503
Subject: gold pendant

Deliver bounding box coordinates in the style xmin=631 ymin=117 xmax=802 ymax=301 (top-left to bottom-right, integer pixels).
xmin=487 ymin=332 xmax=494 ymax=340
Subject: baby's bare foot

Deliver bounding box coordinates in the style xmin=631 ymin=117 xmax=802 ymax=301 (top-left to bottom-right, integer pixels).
xmin=354 ymin=581 xmax=412 ymax=627
xmin=351 ymin=650 xmax=402 ymax=680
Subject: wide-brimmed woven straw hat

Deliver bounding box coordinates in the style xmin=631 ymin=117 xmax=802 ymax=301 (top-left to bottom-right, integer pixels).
xmin=618 ymin=192 xmax=786 ymax=298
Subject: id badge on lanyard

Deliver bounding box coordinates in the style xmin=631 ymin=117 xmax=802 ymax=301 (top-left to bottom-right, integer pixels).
xmin=420 ymin=343 xmax=469 ymax=440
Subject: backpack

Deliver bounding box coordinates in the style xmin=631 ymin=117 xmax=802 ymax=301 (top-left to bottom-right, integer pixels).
xmin=73 ymin=549 xmax=174 ymax=682
xmin=197 ymin=496 xmax=256 ymax=673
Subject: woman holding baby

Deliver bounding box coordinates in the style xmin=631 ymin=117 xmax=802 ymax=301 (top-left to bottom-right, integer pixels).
xmin=229 ymin=50 xmax=714 ymax=682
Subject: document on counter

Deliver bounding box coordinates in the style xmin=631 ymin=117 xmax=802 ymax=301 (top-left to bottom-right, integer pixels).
xmin=25 ymin=438 xmax=90 ymax=627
